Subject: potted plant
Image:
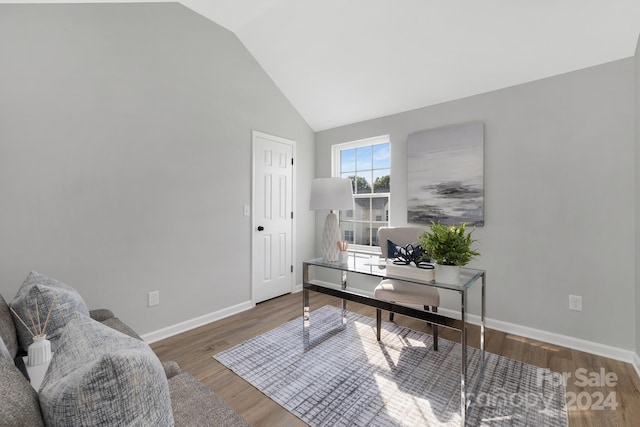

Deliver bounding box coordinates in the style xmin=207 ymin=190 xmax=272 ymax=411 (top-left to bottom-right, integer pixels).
xmin=418 ymin=221 xmax=480 ymax=284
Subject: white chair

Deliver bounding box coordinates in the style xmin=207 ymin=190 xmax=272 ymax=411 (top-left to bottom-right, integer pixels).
xmin=374 ymin=226 xmax=440 ymax=350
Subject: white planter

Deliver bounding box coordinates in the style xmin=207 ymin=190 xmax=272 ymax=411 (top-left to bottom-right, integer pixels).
xmin=27 ymin=334 xmax=52 ymax=366
xmin=435 ymin=264 xmax=460 ymax=285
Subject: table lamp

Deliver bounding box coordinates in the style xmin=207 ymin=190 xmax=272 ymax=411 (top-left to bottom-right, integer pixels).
xmin=309 ymin=177 xmax=354 ymax=262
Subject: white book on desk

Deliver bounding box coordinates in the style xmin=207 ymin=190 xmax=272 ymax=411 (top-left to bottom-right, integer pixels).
xmin=385 ymin=261 xmax=435 ymax=282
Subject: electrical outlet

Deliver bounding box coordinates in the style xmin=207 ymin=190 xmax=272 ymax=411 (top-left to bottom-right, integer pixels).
xmin=569 ymin=295 xmax=582 ymax=312
xmin=148 ymin=291 xmax=160 ymax=307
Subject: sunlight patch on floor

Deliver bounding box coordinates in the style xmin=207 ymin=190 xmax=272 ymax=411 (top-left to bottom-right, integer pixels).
xmin=506 ymin=334 xmax=561 ymax=352
xmin=351 ymin=319 xmax=460 ymax=426
xmin=372 ymin=372 xmax=445 ymax=426
xmin=353 ymin=319 xmax=429 ymax=367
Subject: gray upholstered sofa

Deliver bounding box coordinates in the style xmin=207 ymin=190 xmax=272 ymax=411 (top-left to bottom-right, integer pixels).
xmin=0 ymin=272 xmax=249 ymax=427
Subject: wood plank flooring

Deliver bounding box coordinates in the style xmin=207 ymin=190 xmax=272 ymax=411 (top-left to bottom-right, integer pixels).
xmin=151 ymin=292 xmax=640 ymax=427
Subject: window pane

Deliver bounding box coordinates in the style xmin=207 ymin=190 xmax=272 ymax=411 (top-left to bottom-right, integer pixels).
xmin=354 ymin=223 xmax=371 ymax=245
xmin=341 ymin=148 xmax=356 ymax=173
xmin=371 ymin=197 xmax=388 ymax=221
xmin=341 ymin=222 xmax=354 ymax=243
xmin=356 ymin=146 xmax=372 ymax=170
xmin=339 ymin=209 xmax=353 ymax=221
xmin=332 ymin=136 xmax=390 ymax=249
xmin=373 ymin=143 xmax=390 ymax=169
xmin=373 ymin=169 xmax=390 ymax=193
xmin=364 ymin=171 xmax=373 ymax=193
xmin=351 ymin=174 xmax=372 ymax=194
xmin=354 ymin=198 xmax=370 ymax=221
xmin=371 ymin=223 xmax=383 ymax=246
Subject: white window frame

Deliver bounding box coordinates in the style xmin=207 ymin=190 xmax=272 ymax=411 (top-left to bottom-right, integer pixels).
xmin=331 ymin=135 xmax=391 ymax=254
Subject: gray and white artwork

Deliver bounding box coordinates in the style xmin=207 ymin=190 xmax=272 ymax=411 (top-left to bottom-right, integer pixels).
xmin=407 ymin=122 xmax=484 ymax=226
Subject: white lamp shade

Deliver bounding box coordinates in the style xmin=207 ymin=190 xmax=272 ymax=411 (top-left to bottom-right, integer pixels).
xmin=309 ymin=178 xmax=354 ymax=211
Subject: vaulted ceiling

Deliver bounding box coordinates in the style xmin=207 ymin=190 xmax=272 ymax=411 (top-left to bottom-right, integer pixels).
xmin=6 ymin=0 xmax=640 ymax=130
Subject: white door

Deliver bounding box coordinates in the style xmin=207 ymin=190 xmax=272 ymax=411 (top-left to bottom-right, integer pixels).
xmin=252 ymin=131 xmax=294 ymax=303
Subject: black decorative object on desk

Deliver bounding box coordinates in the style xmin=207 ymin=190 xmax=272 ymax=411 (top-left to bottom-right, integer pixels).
xmin=389 ymin=242 xmax=433 ymax=269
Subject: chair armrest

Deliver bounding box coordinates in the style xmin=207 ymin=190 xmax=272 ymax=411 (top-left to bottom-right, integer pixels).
xmin=161 ymin=360 xmax=182 ymax=379
xmin=89 ymin=309 xmax=115 ymax=322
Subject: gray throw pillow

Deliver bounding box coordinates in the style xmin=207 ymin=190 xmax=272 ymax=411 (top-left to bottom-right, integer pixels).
xmin=10 ymin=271 xmax=90 ymax=351
xmin=0 ymin=352 xmax=45 ymax=426
xmin=39 ymin=314 xmax=174 ymax=426
xmin=0 ymin=293 xmax=19 ymax=358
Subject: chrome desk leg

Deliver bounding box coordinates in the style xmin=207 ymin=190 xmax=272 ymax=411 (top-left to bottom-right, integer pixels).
xmin=303 ymin=288 xmax=310 ymax=351
xmin=341 ymin=270 xmax=347 ymax=326
xmin=481 ymin=272 xmax=486 ymax=367
xmin=460 ymin=289 xmax=468 ymax=426
xmin=303 ymin=264 xmax=310 ymax=351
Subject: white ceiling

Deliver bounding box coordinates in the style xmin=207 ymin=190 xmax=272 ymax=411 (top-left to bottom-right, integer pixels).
xmin=6 ymin=1 xmax=640 ymax=131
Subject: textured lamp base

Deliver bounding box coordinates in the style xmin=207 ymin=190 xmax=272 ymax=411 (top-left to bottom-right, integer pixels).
xmin=321 ymin=212 xmax=341 ymax=262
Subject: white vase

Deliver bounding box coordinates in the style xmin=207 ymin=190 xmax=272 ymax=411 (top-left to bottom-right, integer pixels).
xmin=435 ymin=264 xmax=461 ymax=285
xmin=27 ymin=334 xmax=52 ymax=366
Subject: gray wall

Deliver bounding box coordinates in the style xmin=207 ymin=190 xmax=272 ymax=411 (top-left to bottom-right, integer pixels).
xmin=0 ymin=3 xmax=315 ymax=334
xmin=635 ymin=36 xmax=640 ymax=356
xmin=315 ymin=59 xmax=635 ymax=350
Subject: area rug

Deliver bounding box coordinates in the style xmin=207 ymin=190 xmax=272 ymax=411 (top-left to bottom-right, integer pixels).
xmin=213 ymin=305 xmax=568 ymax=426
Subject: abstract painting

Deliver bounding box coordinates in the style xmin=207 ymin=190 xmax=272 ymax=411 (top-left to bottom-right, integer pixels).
xmin=407 ymin=122 xmax=484 ymax=226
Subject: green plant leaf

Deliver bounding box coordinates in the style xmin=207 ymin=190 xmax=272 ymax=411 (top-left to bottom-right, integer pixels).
xmin=417 ymin=221 xmax=480 ymax=266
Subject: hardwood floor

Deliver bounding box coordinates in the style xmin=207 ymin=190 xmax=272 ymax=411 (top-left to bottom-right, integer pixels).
xmin=151 ymin=292 xmax=640 ymax=427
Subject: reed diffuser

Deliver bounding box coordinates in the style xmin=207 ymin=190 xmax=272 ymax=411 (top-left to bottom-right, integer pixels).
xmin=10 ymin=294 xmax=56 ymax=366
xmin=337 ymin=241 xmax=349 ymax=264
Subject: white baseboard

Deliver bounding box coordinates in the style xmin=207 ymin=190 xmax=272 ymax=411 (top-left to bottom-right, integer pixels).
xmin=436 ymin=307 xmax=638 ymax=366
xmin=141 ymin=300 xmax=254 ymax=344
xmin=632 ymin=352 xmax=640 ymax=378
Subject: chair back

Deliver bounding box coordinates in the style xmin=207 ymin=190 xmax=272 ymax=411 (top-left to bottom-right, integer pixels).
xmin=378 ymin=226 xmax=426 ymax=258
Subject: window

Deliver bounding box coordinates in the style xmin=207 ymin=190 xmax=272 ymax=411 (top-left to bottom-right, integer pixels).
xmin=332 ymin=135 xmax=390 ymax=252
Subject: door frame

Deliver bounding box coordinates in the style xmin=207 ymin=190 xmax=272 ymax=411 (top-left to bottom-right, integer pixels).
xmin=251 ymin=130 xmax=296 ymax=303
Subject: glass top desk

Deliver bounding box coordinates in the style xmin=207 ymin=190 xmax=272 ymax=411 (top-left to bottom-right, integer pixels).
xmin=302 ymin=254 xmax=486 ymax=426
